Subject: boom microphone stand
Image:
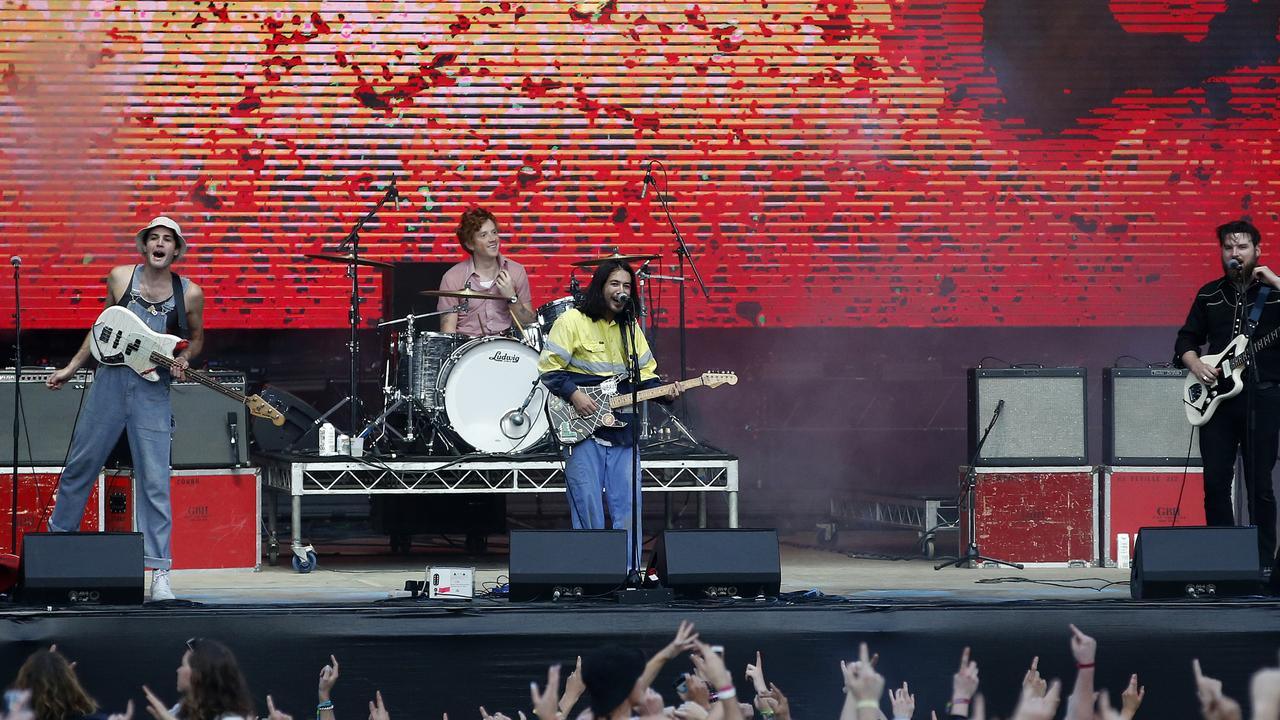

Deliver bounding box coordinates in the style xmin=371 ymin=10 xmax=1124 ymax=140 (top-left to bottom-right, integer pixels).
xmin=9 ymin=256 xmax=22 ymax=555
xmin=935 ymin=399 xmax=1024 ymax=570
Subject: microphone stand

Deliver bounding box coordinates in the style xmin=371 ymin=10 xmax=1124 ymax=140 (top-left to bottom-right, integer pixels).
xmin=327 ymin=178 xmax=398 ymax=435
xmin=935 ymin=400 xmax=1024 ymax=570
xmin=9 ymin=257 xmax=21 ymax=555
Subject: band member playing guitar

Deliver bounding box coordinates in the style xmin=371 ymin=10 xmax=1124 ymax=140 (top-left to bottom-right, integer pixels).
xmin=1176 ymin=219 xmax=1280 ymax=566
xmin=537 ymin=261 xmax=678 ymax=575
xmin=45 ymin=216 xmax=205 ymax=601
xmin=437 ymin=208 xmax=537 ymax=337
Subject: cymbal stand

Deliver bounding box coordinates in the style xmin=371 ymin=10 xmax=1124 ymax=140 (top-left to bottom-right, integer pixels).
xmin=362 ymin=305 xmax=462 ymax=448
xmin=325 ymin=177 xmax=399 ymax=435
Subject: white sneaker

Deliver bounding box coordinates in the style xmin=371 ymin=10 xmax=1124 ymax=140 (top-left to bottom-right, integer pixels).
xmin=150 ymin=570 xmax=175 ymax=601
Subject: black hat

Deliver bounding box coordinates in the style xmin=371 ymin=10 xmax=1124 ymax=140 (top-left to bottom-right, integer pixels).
xmin=582 ymin=646 xmax=647 ymax=717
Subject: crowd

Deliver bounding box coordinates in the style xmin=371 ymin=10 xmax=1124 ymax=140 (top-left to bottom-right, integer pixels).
xmin=2 ymin=620 xmax=1277 ymax=720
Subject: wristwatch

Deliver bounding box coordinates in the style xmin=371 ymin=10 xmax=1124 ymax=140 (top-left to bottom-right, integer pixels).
xmin=508 ymin=295 xmax=519 ymax=304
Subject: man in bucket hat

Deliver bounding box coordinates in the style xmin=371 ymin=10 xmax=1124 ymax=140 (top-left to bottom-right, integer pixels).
xmin=45 ymin=216 xmax=205 ymax=602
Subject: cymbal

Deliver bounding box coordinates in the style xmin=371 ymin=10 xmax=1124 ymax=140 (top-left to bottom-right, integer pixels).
xmin=571 ymin=251 xmax=660 ymax=268
xmin=305 ymin=253 xmax=394 ymax=269
xmin=419 ymin=287 xmax=494 ymax=299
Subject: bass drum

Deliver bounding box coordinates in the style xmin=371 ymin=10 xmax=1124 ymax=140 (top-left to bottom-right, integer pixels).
xmin=439 ymin=337 xmax=550 ymax=453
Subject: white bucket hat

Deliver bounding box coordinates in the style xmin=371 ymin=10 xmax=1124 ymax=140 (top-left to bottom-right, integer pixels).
xmin=135 ymin=216 xmax=188 ymax=260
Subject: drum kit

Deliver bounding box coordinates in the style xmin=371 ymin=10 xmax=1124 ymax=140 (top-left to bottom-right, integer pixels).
xmin=307 ymin=250 xmax=664 ymax=456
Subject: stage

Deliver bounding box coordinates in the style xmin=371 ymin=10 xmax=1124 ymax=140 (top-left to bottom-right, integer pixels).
xmin=6 ymin=536 xmax=1280 ymax=720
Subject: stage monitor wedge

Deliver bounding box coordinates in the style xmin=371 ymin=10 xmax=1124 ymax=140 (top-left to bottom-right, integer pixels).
xmin=1130 ymin=526 xmax=1261 ymax=600
xmin=19 ymin=532 xmax=145 ymax=606
xmin=508 ymin=530 xmax=627 ymax=602
xmin=1104 ymin=367 xmax=1201 ymax=466
xmin=967 ymin=368 xmax=1087 ymax=466
xmin=653 ymin=529 xmax=781 ymax=599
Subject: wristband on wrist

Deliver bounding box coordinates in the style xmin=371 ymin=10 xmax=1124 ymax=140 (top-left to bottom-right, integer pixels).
xmin=1076 ymin=662 xmax=1096 ymax=669
xmin=714 ymin=686 xmax=737 ymax=701
xmin=855 ymin=700 xmax=879 ymax=709
xmin=317 ymin=701 xmax=334 ymax=710
xmin=951 ymin=699 xmax=971 ymax=705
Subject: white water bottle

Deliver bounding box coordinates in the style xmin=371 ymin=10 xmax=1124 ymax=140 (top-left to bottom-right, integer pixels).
xmin=319 ymin=422 xmax=337 ymax=456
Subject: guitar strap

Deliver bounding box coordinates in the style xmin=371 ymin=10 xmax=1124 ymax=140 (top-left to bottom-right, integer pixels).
xmin=171 ymin=272 xmax=189 ymax=338
xmin=1246 ymin=285 xmax=1271 ymax=338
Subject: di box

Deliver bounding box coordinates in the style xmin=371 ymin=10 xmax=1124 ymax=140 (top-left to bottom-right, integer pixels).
xmin=508 ymin=530 xmax=627 ymax=601
xmin=967 ymin=368 xmax=1087 ymax=465
xmin=0 ymin=469 xmax=102 ymax=555
xmin=960 ymin=467 xmax=1098 ymax=566
xmin=19 ymin=532 xmax=144 ymax=605
xmin=652 ymin=529 xmax=781 ymax=599
xmin=1101 ymin=467 xmax=1207 ymax=568
xmin=102 ymin=468 xmax=260 ymax=570
xmin=1131 ymin=526 xmax=1262 ymax=599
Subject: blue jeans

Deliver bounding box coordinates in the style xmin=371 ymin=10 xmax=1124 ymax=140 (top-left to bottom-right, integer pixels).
xmin=564 ymin=438 xmax=643 ymax=572
xmin=49 ymin=365 xmax=174 ymax=570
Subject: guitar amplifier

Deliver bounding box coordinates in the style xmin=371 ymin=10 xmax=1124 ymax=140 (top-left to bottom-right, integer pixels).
xmin=0 ymin=368 xmax=95 ymax=466
xmin=1104 ymin=367 xmax=1201 ymax=466
xmin=967 ymin=368 xmax=1088 ymax=466
xmin=171 ymin=371 xmax=250 ymax=468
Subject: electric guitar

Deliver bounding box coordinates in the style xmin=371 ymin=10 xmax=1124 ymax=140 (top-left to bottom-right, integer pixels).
xmin=89 ymin=306 xmax=285 ymax=426
xmin=1184 ymin=324 xmax=1280 ymax=426
xmin=547 ymin=371 xmax=737 ymax=445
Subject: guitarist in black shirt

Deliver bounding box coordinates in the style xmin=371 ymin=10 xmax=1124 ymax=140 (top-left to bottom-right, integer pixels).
xmin=1176 ymin=219 xmax=1280 ymax=566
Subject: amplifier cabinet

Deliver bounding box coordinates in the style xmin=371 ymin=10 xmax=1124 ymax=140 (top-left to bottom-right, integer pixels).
xmin=959 ymin=466 xmax=1098 ymax=567
xmin=967 ymin=368 xmax=1087 ymax=466
xmin=0 ymin=368 xmax=94 ymax=466
xmin=103 ymin=468 xmax=260 ymax=570
xmin=171 ymin=371 xmax=250 ymax=468
xmin=0 ymin=469 xmax=102 ymax=555
xmin=1104 ymin=368 xmax=1201 ymax=466
xmin=1101 ymin=467 xmax=1207 ymax=567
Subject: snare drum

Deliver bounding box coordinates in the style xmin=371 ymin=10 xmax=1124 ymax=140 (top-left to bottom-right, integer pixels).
xmin=522 ymin=296 xmax=578 ymax=351
xmin=399 ymin=331 xmax=464 ymax=410
xmin=438 ymin=336 xmax=550 ymax=453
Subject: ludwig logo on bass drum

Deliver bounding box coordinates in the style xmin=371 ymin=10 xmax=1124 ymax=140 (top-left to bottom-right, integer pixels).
xmin=488 ymin=351 xmax=523 ymax=364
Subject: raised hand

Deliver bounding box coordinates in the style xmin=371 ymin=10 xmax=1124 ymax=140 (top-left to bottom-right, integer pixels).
xmin=559 ymin=655 xmax=586 ymax=717
xmin=889 ymin=682 xmax=914 ymax=719
xmin=369 ymin=690 xmax=391 ymax=720
xmin=745 ymin=651 xmax=768 ymax=695
xmin=839 ymin=642 xmax=885 ymax=707
xmin=661 ymin=621 xmax=700 ymax=662
xmin=319 ymin=655 xmax=340 ymax=702
xmin=690 ymin=642 xmax=734 ymax=695
xmin=1120 ymin=674 xmax=1145 ymax=720
xmin=107 ymin=699 xmax=136 ymax=720
xmin=674 ymin=701 xmax=709 ymax=720
xmin=1022 ymin=657 xmax=1046 ymax=699
xmin=266 ymin=694 xmax=293 ymax=720
xmin=141 ymin=686 xmax=178 ymax=720
xmin=759 ymin=683 xmax=789 ymax=720
xmin=1252 ymin=667 xmax=1280 ymax=720
xmin=1193 ymin=658 xmax=1225 ymax=714
xmin=1068 ymin=624 xmax=1096 ymax=667
xmin=1011 ymin=679 xmax=1061 ymax=720
xmin=953 ymin=646 xmax=980 ymax=703
xmin=530 ymin=664 xmax=563 ymax=720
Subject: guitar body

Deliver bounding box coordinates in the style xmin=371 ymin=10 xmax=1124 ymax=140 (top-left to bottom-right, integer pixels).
xmin=90 ymin=305 xmax=185 ymax=382
xmin=1184 ymin=334 xmax=1249 ymax=426
xmin=86 ymin=306 xmax=286 ymax=426
xmin=547 ymin=376 xmax=626 ymax=445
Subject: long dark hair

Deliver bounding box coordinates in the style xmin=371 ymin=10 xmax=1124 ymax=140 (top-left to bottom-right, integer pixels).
xmin=578 ymin=261 xmax=638 ymax=322
xmin=12 ymin=648 xmax=98 ymax=720
xmin=180 ymin=639 xmax=255 ymax=720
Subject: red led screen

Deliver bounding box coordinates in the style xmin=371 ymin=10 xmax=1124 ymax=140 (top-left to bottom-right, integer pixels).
xmin=1 ymin=0 xmax=1277 ymax=330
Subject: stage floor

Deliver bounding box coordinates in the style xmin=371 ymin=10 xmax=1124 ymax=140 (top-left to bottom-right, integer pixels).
xmin=161 ymin=537 xmax=1134 ymax=605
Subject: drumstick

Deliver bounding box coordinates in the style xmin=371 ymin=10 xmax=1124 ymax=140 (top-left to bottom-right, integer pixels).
xmin=508 ymin=303 xmax=525 ymax=335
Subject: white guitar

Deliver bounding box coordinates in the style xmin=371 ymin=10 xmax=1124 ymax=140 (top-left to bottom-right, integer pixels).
xmin=1184 ymin=325 xmax=1280 ymax=426
xmin=89 ymin=306 xmax=285 ymax=426
xmin=546 ymin=371 xmax=737 ymax=445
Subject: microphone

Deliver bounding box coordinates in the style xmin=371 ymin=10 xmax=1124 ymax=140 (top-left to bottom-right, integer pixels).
xmin=639 ymin=163 xmax=653 ymax=199
xmin=613 ymin=291 xmax=630 ymax=304
xmin=1228 ymin=258 xmax=1241 ymax=275
xmin=994 ymin=399 xmax=1005 ymax=419
xmin=9 ymin=256 xmax=19 ymax=267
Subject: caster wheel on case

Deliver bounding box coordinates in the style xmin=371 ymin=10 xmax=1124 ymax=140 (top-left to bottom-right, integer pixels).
xmin=292 ymin=550 xmax=317 ymax=573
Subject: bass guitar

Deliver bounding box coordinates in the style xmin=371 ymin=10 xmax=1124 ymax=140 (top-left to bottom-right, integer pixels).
xmin=547 ymin=371 xmax=737 ymax=445
xmin=89 ymin=306 xmax=285 ymax=426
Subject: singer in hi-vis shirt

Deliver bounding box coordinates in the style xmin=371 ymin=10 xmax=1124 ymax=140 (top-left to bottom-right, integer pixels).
xmin=537 ymin=261 xmax=678 ymax=573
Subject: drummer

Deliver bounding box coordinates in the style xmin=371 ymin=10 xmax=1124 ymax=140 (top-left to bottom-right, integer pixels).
xmin=437 ymin=207 xmax=537 ymax=336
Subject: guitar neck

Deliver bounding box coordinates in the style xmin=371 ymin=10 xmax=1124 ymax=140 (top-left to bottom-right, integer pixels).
xmin=149 ymin=352 xmax=247 ymax=405
xmin=608 ymin=378 xmax=703 ymax=409
xmin=1238 ymin=326 xmax=1280 ymax=370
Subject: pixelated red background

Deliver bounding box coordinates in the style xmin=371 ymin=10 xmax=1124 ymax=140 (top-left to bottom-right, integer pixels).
xmin=2 ymin=0 xmax=1277 ymax=330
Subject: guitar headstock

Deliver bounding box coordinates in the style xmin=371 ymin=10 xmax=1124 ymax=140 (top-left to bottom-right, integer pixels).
xmin=247 ymin=394 xmax=287 ymax=426
xmin=700 ymin=371 xmax=738 ymax=387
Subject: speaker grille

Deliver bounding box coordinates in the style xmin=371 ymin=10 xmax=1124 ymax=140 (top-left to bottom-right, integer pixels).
xmin=1105 ymin=368 xmax=1201 ymax=466
xmin=968 ymin=369 xmax=1087 ymax=465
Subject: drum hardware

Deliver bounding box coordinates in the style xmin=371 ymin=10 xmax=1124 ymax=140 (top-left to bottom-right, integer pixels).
xmin=362 ymin=306 xmax=467 ymax=446
xmin=305 ymin=176 xmax=400 ymax=436
xmin=500 ymin=376 xmax=545 ymax=440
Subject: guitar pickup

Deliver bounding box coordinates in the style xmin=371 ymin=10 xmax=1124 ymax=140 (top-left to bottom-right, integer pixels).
xmin=98 ymin=327 xmax=113 ymax=343
xmin=112 ymin=330 xmax=123 ymax=349
xmin=125 ymin=339 xmax=141 ymax=355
